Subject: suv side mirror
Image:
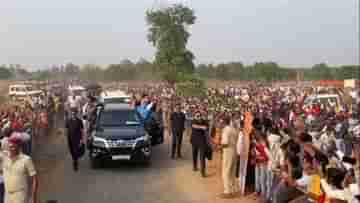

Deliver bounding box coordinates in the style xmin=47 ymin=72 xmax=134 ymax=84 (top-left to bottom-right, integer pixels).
xmin=96 ymin=103 xmax=104 ymax=109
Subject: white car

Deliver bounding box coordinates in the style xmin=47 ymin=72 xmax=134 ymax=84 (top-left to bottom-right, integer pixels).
xmin=68 ymin=85 xmax=86 ymax=97
xmin=8 ymin=84 xmax=43 ymax=100
xmin=99 ymin=90 xmax=132 ymax=104
xmin=303 ymin=94 xmax=343 ymax=110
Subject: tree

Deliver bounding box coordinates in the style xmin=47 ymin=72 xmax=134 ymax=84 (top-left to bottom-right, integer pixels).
xmin=105 ymin=64 xmax=123 ymax=82
xmin=146 ymin=4 xmax=196 ymax=84
xmin=135 ymin=58 xmax=159 ymax=80
xmin=31 ymin=69 xmax=52 ymax=81
xmin=81 ymin=64 xmax=104 ymax=81
xmin=64 ymin=63 xmax=80 ymax=78
xmin=176 ymin=73 xmax=206 ymax=98
xmin=120 ymin=59 xmax=134 ymax=66
xmin=216 ymin=63 xmax=231 ymax=80
xmin=312 ymin=63 xmax=332 ymax=80
xmin=339 ymin=65 xmax=360 ymax=79
xmin=0 ymin=66 xmax=13 ymax=80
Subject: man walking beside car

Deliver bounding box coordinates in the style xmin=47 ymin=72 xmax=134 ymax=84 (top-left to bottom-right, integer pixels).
xmin=170 ymin=104 xmax=186 ymax=159
xmin=65 ymin=108 xmax=85 ymax=172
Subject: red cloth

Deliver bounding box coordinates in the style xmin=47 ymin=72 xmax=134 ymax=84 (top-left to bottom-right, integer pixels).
xmin=255 ymin=143 xmax=269 ymax=163
xmin=40 ymin=112 xmax=48 ymax=128
xmin=11 ymin=120 xmax=23 ymax=130
xmin=317 ymin=194 xmax=326 ymax=203
xmin=8 ymin=136 xmax=22 ymax=146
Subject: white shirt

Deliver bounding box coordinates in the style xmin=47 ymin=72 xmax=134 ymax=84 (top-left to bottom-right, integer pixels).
xmin=296 ymin=173 xmax=312 ymax=187
xmin=68 ymin=96 xmax=81 ymax=109
xmin=82 ymin=102 xmax=89 ymax=116
xmin=320 ymin=179 xmax=359 ymax=202
xmin=268 ymin=134 xmax=282 ymax=170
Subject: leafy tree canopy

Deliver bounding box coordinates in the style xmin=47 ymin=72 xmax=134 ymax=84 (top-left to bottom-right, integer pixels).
xmin=0 ymin=66 xmax=13 ymax=80
xmin=146 ymin=4 xmax=196 ymax=83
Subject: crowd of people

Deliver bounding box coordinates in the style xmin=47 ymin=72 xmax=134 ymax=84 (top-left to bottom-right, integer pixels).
xmin=0 ymin=80 xmax=359 ymax=203
xmin=0 ymin=90 xmax=63 ymax=203
xmin=124 ymin=83 xmax=360 ymax=203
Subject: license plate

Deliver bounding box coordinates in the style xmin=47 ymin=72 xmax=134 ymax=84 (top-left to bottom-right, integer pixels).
xmin=112 ymin=155 xmax=130 ymax=160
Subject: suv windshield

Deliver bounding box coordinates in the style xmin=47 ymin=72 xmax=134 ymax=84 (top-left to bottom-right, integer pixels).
xmin=99 ymin=109 xmax=140 ymax=127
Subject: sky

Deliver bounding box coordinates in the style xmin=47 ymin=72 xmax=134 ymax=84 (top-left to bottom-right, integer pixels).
xmin=0 ymin=0 xmax=359 ymax=70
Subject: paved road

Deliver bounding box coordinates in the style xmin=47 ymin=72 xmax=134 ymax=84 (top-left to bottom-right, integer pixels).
xmin=34 ymin=128 xmax=257 ymax=203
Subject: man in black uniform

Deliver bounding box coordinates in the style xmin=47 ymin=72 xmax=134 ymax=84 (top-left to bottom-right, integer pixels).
xmin=65 ymin=108 xmax=84 ymax=171
xmin=191 ymin=111 xmax=209 ymax=177
xmin=170 ymin=104 xmax=186 ymax=159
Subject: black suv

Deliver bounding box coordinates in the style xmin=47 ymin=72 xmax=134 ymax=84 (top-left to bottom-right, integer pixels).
xmin=88 ymin=103 xmax=163 ymax=168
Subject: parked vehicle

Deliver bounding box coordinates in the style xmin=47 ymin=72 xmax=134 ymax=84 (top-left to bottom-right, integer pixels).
xmin=68 ymin=85 xmax=86 ymax=97
xmin=99 ymin=90 xmax=132 ymax=104
xmin=8 ymin=84 xmax=43 ymax=100
xmin=303 ymin=94 xmax=343 ymax=110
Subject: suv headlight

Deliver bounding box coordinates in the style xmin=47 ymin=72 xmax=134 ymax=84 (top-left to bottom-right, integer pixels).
xmin=136 ymin=134 xmax=150 ymax=142
xmin=135 ymin=134 xmax=150 ymax=146
xmin=93 ymin=136 xmax=108 ymax=148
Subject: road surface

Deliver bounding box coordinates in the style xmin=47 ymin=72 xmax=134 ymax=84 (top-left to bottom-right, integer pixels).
xmin=34 ymin=128 xmax=257 ymax=203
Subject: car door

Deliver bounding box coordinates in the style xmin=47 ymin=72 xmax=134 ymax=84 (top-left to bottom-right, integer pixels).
xmin=144 ymin=112 xmax=164 ymax=146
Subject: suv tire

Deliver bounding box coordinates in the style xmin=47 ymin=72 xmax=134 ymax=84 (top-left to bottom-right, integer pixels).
xmin=90 ymin=157 xmax=101 ymax=169
xmin=144 ymin=157 xmax=151 ymax=167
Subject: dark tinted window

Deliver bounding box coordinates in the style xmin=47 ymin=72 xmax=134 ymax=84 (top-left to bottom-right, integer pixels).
xmin=99 ymin=109 xmax=140 ymax=126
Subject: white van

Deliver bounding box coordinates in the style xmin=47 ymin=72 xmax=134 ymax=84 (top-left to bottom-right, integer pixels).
xmin=68 ymin=85 xmax=86 ymax=95
xmin=303 ymin=94 xmax=343 ymax=109
xmin=99 ymin=90 xmax=132 ymax=104
xmin=67 ymin=85 xmax=86 ymax=104
xmin=8 ymin=84 xmax=43 ymax=100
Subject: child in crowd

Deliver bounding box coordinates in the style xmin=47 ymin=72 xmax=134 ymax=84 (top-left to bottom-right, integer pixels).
xmin=252 ymin=131 xmax=270 ymax=200
xmin=272 ymin=142 xmax=303 ymax=203
xmin=266 ymin=127 xmax=283 ymax=201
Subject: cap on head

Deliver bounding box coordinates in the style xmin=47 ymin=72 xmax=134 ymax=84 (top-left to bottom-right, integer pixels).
xmin=8 ymin=136 xmax=22 ymax=146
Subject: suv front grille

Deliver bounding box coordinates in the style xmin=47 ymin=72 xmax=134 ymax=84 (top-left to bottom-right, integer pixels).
xmin=110 ymin=148 xmax=133 ymax=155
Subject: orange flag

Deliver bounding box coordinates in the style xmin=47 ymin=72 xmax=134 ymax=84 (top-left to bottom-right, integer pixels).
xmin=244 ymin=111 xmax=254 ymax=137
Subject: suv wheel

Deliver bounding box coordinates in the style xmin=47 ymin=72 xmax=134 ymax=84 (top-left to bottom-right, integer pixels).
xmin=89 ymin=150 xmax=101 ymax=169
xmin=144 ymin=157 xmax=151 ymax=167
xmin=143 ymin=146 xmax=152 ymax=166
xmin=90 ymin=157 xmax=101 ymax=169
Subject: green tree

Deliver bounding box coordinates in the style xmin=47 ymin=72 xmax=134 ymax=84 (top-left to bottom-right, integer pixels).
xmin=105 ymin=64 xmax=123 ymax=82
xmin=339 ymin=65 xmax=360 ymax=79
xmin=31 ymin=69 xmax=52 ymax=81
xmin=311 ymin=63 xmax=332 ymax=80
xmin=146 ymin=4 xmax=196 ymax=84
xmin=0 ymin=66 xmax=13 ymax=80
xmin=215 ymin=63 xmax=231 ymax=80
xmin=64 ymin=63 xmax=80 ymax=78
xmin=81 ymin=64 xmax=104 ymax=81
xmin=135 ymin=58 xmax=159 ymax=80
xmin=176 ymin=73 xmax=206 ymax=98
